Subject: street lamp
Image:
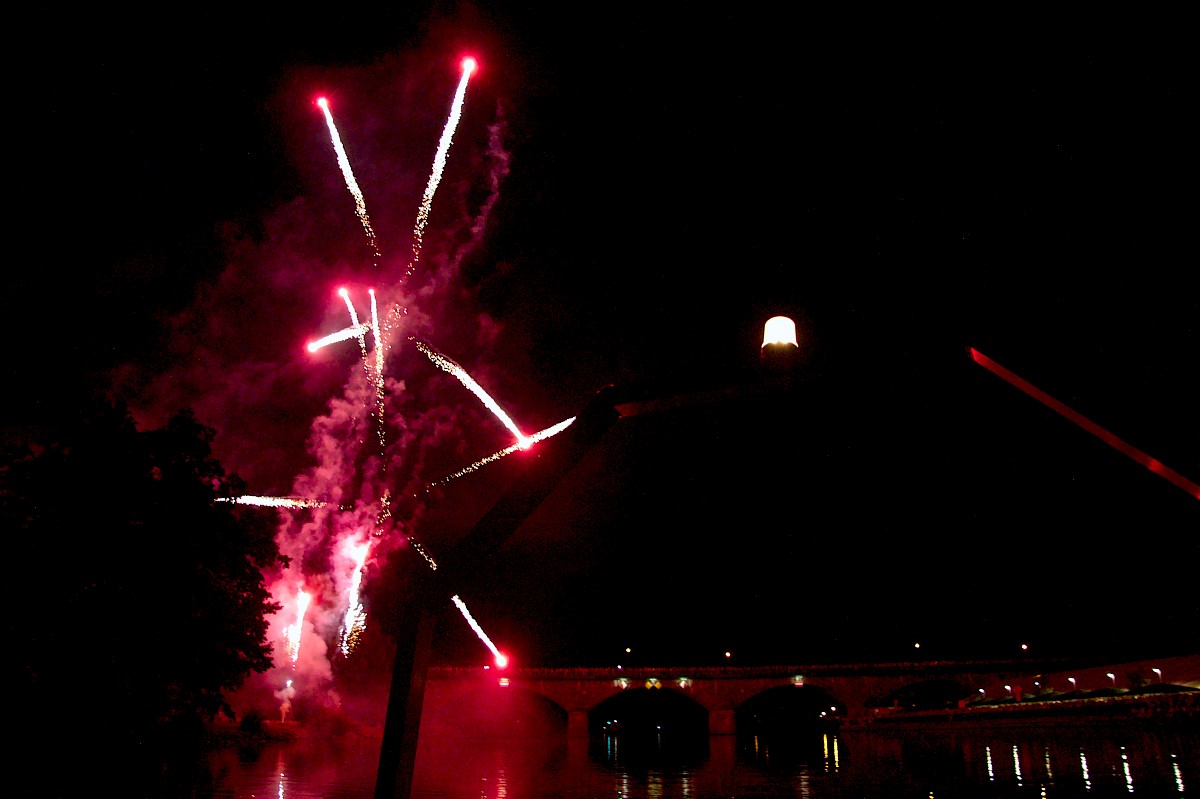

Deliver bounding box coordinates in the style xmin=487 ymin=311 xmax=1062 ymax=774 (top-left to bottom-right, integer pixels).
xmin=1152 ymin=667 xmax=1163 ymax=683
xmin=1107 ymin=672 xmax=1117 ymax=688
xmin=1068 ymin=677 xmax=1077 ymax=692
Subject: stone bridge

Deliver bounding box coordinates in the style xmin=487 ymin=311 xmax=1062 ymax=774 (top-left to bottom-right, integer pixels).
xmin=421 ymin=659 xmax=1067 ymax=737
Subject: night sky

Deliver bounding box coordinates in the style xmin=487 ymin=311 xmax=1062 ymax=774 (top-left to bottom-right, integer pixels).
xmin=9 ymin=5 xmax=1197 ymax=704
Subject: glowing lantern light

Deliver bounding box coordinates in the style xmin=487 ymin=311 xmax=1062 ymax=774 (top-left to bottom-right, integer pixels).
xmin=762 ymin=315 xmax=798 ymax=348
xmin=760 ymin=315 xmax=799 ymax=371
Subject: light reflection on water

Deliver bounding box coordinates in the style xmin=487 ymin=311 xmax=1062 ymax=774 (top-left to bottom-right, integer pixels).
xmin=182 ymin=721 xmax=1200 ymax=799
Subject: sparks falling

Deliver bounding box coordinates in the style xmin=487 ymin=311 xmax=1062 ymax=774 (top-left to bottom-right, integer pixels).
xmin=404 ymin=57 xmax=476 ymax=285
xmin=284 ymin=589 xmax=311 ymax=666
xmin=451 ymin=594 xmax=506 ymax=668
xmin=307 ymin=323 xmax=371 ymax=353
xmin=260 ymin=55 xmax=515 ymax=709
xmin=423 ymin=416 xmax=576 ymax=491
xmin=220 ymin=496 xmax=330 ymax=509
xmin=414 ymin=338 xmax=530 ymax=447
xmin=339 ymin=538 xmax=371 ymax=656
xmin=317 ymin=97 xmax=380 ymax=260
xmin=339 ymin=288 xmax=369 ymax=358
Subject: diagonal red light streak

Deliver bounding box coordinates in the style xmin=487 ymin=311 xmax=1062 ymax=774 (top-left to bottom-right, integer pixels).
xmin=970 ymin=347 xmax=1199 ymax=500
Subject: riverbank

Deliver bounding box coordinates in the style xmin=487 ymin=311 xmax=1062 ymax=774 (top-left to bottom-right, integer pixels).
xmin=859 ymin=685 xmax=1199 ymax=728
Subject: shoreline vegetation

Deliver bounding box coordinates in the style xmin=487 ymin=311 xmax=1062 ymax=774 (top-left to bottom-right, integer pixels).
xmin=858 ymin=685 xmax=1200 ymax=728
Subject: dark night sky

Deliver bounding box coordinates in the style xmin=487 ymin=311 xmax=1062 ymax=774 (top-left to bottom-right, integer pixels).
xmin=8 ymin=5 xmax=1197 ymax=690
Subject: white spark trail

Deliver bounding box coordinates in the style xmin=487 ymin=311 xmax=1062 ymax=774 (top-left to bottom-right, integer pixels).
xmin=404 ymin=58 xmax=475 ymax=284
xmin=339 ymin=539 xmax=371 ymax=656
xmin=451 ymin=594 xmax=504 ymax=665
xmin=413 ymin=339 xmax=529 ymax=446
xmin=369 ymin=289 xmax=384 ymax=385
xmin=220 ymin=496 xmax=330 ymax=509
xmin=307 ymin=323 xmax=372 ymax=353
xmin=423 ymin=416 xmax=576 ymax=491
xmin=340 ymin=289 xmax=368 ymax=355
xmin=317 ymin=97 xmax=380 ymax=259
xmin=284 ymin=589 xmax=311 ymax=666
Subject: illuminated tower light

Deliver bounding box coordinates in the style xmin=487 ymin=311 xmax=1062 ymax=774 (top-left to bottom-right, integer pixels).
xmin=761 ymin=315 xmax=800 ymax=371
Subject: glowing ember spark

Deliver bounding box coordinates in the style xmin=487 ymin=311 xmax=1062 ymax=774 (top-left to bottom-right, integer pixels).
xmin=284 ymin=589 xmax=311 ymax=666
xmin=339 ymin=539 xmax=370 ymax=656
xmin=414 ymin=339 xmax=529 ymax=446
xmin=423 ymin=416 xmax=576 ymax=491
xmin=404 ymin=57 xmax=475 ymax=283
xmin=451 ymin=594 xmax=506 ymax=667
xmin=219 ymin=495 xmax=329 ymax=509
xmin=970 ymin=348 xmax=1200 ymax=499
xmin=317 ymin=96 xmax=380 ymax=259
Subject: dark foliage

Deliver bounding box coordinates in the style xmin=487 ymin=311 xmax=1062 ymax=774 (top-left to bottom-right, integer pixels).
xmin=2 ymin=399 xmax=286 ymax=766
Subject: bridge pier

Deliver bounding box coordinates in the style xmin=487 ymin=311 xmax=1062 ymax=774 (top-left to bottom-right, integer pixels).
xmin=568 ymin=709 xmax=589 ymax=738
xmin=709 ymin=708 xmax=736 ymax=736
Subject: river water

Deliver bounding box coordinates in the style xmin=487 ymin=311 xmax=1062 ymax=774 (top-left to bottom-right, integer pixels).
xmin=166 ymin=719 xmax=1196 ymax=798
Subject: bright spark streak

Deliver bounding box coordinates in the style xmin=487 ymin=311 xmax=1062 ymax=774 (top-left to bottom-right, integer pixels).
xmin=369 ymin=289 xmax=384 ymax=383
xmin=414 ymin=339 xmax=530 ymax=446
xmin=364 ymin=288 xmax=388 ymax=456
xmin=450 ymin=594 xmax=504 ymax=665
xmin=340 ymin=288 xmax=368 ymax=353
xmin=970 ymin=348 xmax=1200 ymax=500
xmin=284 ymin=589 xmax=311 ymax=666
xmin=423 ymin=416 xmax=576 ymax=490
xmin=317 ymin=97 xmax=380 ymax=259
xmin=407 ymin=534 xmax=439 ymax=571
xmin=339 ymin=539 xmax=370 ymax=656
xmin=219 ymin=495 xmax=329 ymax=509
xmin=307 ymin=323 xmax=372 ymax=353
xmin=404 ymin=58 xmax=474 ymax=283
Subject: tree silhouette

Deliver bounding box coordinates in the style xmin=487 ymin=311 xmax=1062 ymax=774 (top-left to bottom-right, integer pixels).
xmin=3 ymin=399 xmax=285 ymax=777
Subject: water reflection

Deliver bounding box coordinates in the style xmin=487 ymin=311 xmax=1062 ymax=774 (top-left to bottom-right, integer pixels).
xmin=189 ymin=721 xmax=1198 ymax=798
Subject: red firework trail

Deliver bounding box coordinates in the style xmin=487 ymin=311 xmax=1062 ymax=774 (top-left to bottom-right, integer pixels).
xmin=969 ymin=348 xmax=1199 ymax=500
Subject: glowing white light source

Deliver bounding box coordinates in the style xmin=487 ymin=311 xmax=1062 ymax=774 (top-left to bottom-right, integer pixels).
xmin=762 ymin=316 xmax=798 ymax=348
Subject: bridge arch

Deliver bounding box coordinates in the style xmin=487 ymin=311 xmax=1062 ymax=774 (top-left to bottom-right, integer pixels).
xmin=589 ymin=686 xmax=709 ymax=738
xmin=736 ymin=684 xmax=845 ymax=737
xmin=422 ymin=660 xmax=1080 ymax=737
